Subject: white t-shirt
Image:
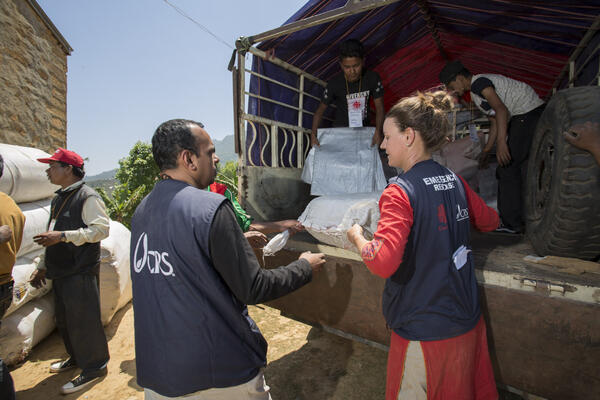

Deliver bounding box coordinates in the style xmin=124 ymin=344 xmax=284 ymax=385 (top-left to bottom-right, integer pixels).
xmin=470 ymin=74 xmax=544 ymax=118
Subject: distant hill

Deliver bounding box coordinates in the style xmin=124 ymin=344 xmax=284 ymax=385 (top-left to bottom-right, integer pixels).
xmin=214 ymin=134 xmax=237 ymax=164
xmin=87 ymin=168 xmax=117 ymax=182
xmin=86 ymin=135 xmax=236 ymax=186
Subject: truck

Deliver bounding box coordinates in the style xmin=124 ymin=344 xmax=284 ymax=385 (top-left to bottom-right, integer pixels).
xmin=228 ymin=1 xmax=600 ymax=398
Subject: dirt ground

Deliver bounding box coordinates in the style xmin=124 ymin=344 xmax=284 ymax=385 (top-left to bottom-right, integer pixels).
xmin=10 ymin=302 xmax=388 ymax=400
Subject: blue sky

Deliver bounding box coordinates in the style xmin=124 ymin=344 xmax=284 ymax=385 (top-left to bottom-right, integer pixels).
xmin=37 ymin=0 xmax=307 ymax=175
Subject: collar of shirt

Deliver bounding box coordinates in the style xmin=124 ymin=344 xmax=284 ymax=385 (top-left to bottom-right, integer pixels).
xmin=56 ymin=180 xmax=84 ymax=195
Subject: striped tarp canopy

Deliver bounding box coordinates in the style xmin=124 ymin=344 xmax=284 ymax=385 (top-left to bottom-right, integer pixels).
xmin=245 ymin=0 xmax=599 ymax=164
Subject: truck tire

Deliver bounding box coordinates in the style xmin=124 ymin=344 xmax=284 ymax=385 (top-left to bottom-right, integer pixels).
xmin=525 ymin=86 xmax=600 ymax=260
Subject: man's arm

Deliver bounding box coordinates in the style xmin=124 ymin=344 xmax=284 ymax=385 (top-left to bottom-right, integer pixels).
xmin=69 ymin=195 xmax=110 ymax=245
xmin=249 ymin=219 xmax=303 ymax=235
xmin=0 ymin=225 xmax=11 ymax=244
xmin=310 ymin=102 xmax=328 ymax=147
xmin=564 ymin=121 xmax=600 ymax=165
xmin=481 ymin=87 xmax=510 ymax=166
xmin=209 ymin=202 xmax=324 ymax=305
xmin=33 ymin=196 xmax=109 ymax=248
xmin=31 ymin=195 xmax=109 ymax=288
xmin=372 ymin=97 xmax=385 ymax=147
xmin=479 ymin=116 xmax=497 ymax=169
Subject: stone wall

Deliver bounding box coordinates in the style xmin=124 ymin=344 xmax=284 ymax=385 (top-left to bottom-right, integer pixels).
xmin=0 ymin=0 xmax=69 ymax=153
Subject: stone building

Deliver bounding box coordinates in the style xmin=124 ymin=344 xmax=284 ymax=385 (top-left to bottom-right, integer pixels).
xmin=0 ymin=0 xmax=72 ymax=152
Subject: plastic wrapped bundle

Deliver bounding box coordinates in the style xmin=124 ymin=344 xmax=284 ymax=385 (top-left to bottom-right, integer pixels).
xmin=99 ymin=220 xmax=132 ymax=326
xmin=306 ymin=127 xmax=386 ymax=196
xmin=4 ymin=249 xmax=52 ymax=317
xmin=433 ymin=136 xmax=482 ymax=183
xmin=16 ymin=198 xmax=51 ymax=258
xmin=298 ymin=192 xmax=381 ymax=251
xmin=0 ymin=293 xmax=55 ymax=366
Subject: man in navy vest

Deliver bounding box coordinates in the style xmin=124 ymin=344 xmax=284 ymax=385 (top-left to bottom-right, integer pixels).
xmin=130 ymin=119 xmax=326 ymax=399
xmin=30 ymin=148 xmax=111 ymax=395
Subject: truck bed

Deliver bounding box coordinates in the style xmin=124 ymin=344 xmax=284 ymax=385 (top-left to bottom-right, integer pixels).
xmin=261 ymin=231 xmax=600 ymax=399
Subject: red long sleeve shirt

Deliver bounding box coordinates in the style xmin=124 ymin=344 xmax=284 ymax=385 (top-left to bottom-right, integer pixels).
xmin=361 ymin=176 xmax=499 ymax=278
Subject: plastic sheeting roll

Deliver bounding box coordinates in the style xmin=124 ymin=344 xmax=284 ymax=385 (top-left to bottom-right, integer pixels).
xmin=99 ymin=220 xmax=132 ymax=326
xmin=0 ymin=293 xmax=55 ymax=366
xmin=17 ymin=198 xmax=51 ymax=258
xmin=298 ymin=192 xmax=381 ymax=251
xmin=0 ymin=144 xmax=59 ymax=203
xmin=4 ymin=249 xmax=52 ymax=317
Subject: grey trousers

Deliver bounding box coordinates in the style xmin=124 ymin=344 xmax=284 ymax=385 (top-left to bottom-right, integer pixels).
xmin=144 ymin=370 xmax=271 ymax=400
xmin=53 ymin=271 xmax=109 ymax=374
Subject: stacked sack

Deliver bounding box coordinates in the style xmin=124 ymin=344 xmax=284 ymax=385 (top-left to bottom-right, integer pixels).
xmin=0 ymin=144 xmax=132 ymax=365
xmin=299 ymin=127 xmax=385 ymax=251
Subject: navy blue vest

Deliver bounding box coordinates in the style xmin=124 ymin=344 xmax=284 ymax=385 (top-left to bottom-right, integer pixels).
xmin=383 ymin=160 xmax=480 ymax=341
xmin=45 ymin=184 xmax=101 ymax=279
xmin=130 ymin=179 xmax=267 ymax=397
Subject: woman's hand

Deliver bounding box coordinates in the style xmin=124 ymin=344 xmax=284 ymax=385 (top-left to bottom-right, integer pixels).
xmin=346 ymin=224 xmax=364 ymax=244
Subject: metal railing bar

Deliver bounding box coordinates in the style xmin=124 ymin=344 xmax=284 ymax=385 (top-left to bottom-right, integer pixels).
xmin=244 ymin=69 xmax=323 ymax=102
xmin=245 ymin=120 xmax=258 ymax=167
xmin=245 ymin=0 xmax=403 ymax=45
xmin=241 ymin=113 xmax=311 ymax=134
xmin=245 ymin=68 xmax=300 ymax=93
xmin=248 ymin=47 xmax=327 ymax=86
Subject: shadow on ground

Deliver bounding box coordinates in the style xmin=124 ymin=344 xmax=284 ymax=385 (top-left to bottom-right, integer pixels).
xmin=265 ymin=326 xmax=387 ymax=400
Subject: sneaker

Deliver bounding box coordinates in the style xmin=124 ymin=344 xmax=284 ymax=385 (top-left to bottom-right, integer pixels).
xmin=494 ymin=222 xmax=521 ymax=234
xmin=60 ymin=368 xmax=107 ymax=395
xmin=49 ymin=358 xmax=77 ymax=373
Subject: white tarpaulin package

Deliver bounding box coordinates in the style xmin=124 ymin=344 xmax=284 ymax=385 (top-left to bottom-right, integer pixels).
xmin=433 ymin=136 xmax=482 ymax=183
xmin=298 ymin=192 xmax=381 ymax=252
xmin=17 ymin=198 xmax=51 ymax=258
xmin=0 ymin=293 xmax=55 ymax=366
xmin=5 ymin=249 xmax=52 ymax=318
xmin=99 ymin=220 xmax=133 ymax=326
xmin=0 ymin=144 xmax=59 ymax=203
xmin=305 ymin=127 xmax=387 ymax=196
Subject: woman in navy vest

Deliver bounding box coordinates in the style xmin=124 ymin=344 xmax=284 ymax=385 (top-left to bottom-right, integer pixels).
xmin=347 ymin=91 xmax=500 ymax=400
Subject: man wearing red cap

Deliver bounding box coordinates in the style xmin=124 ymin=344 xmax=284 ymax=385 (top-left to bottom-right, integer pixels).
xmin=29 ymin=148 xmax=110 ymax=395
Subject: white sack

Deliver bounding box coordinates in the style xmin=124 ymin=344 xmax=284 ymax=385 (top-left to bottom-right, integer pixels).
xmin=0 ymin=293 xmax=55 ymax=366
xmin=4 ymin=249 xmax=52 ymax=317
xmin=434 ymin=136 xmax=482 ymax=182
xmin=301 ymin=148 xmax=315 ymax=184
xmin=99 ymin=220 xmax=132 ymax=326
xmin=0 ymin=144 xmax=59 ymax=203
xmin=17 ymin=198 xmax=52 ymax=258
xmin=298 ymin=192 xmax=381 ymax=252
xmin=308 ymin=127 xmax=386 ymax=196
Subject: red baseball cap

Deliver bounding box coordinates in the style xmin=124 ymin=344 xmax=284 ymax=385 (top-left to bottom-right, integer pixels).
xmin=37 ymin=148 xmax=84 ymax=168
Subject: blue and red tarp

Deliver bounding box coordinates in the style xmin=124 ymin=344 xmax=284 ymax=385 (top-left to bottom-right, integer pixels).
xmin=246 ymin=0 xmax=600 ymax=165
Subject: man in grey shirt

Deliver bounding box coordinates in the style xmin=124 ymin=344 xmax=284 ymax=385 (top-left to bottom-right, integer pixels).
xmin=440 ymin=61 xmax=545 ymax=233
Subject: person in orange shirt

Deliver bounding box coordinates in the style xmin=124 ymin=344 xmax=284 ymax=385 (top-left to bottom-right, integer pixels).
xmin=0 ymin=153 xmax=26 ymax=400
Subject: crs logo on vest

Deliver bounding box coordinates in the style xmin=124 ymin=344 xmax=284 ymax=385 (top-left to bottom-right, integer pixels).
xmin=133 ymin=233 xmax=175 ymax=277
